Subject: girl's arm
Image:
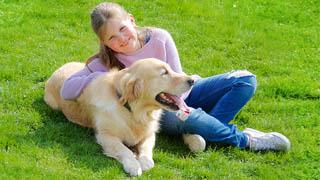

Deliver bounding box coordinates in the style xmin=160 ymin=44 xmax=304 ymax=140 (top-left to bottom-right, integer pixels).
xmin=163 ymin=30 xmax=202 ymax=81
xmin=60 ymin=70 xmax=105 ymax=100
xmin=60 ymin=59 xmax=107 ymax=100
xmin=163 ymin=30 xmax=183 ymax=73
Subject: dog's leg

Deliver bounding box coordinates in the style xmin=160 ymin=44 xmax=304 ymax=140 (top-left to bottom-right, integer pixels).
xmin=95 ymin=133 xmax=142 ymax=176
xmin=135 ymin=133 xmax=155 ymax=172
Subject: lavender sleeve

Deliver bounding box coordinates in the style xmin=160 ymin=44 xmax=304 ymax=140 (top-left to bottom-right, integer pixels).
xmin=163 ymin=31 xmax=183 ymax=73
xmin=60 ymin=59 xmax=107 ymax=100
xmin=163 ymin=30 xmax=201 ymax=80
xmin=162 ymin=30 xmax=201 ymax=99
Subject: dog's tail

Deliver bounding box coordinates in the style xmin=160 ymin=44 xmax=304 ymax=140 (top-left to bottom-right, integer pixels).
xmin=44 ymin=79 xmax=59 ymax=110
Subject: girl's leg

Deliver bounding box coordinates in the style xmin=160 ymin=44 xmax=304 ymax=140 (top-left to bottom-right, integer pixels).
xmin=185 ymin=70 xmax=257 ymax=124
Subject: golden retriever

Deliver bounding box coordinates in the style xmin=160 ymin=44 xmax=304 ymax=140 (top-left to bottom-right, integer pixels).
xmin=44 ymin=58 xmax=194 ymax=176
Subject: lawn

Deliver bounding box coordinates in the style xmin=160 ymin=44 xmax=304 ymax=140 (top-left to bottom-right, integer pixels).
xmin=1 ymin=0 xmax=319 ymax=179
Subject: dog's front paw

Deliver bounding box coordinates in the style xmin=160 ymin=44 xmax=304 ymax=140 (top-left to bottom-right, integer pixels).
xmin=138 ymin=156 xmax=154 ymax=171
xmin=123 ymin=159 xmax=142 ymax=176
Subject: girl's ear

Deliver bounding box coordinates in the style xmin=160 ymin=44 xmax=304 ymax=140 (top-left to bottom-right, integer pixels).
xmin=129 ymin=14 xmax=136 ymax=26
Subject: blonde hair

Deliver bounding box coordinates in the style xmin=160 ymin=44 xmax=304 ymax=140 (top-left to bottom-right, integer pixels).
xmin=88 ymin=2 xmax=149 ymax=69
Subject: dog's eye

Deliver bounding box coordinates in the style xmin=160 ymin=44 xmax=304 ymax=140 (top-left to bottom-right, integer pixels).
xmin=161 ymin=69 xmax=168 ymax=75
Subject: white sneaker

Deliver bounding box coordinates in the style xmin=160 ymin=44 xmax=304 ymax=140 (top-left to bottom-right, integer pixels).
xmin=243 ymin=128 xmax=291 ymax=151
xmin=183 ymin=134 xmax=206 ymax=152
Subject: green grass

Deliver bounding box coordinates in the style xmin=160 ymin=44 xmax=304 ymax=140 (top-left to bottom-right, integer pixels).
xmin=1 ymin=0 xmax=319 ymax=179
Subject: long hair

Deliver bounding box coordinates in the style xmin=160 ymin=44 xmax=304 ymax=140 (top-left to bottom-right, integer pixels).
xmin=87 ymin=2 xmax=149 ymax=70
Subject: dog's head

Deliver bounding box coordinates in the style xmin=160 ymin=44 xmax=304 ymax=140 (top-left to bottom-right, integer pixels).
xmin=117 ymin=58 xmax=194 ymax=111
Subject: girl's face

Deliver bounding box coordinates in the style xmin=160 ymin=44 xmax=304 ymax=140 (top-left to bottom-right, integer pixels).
xmin=101 ymin=15 xmax=140 ymax=54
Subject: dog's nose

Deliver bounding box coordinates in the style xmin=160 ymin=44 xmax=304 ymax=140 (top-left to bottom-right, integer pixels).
xmin=187 ymin=79 xmax=194 ymax=86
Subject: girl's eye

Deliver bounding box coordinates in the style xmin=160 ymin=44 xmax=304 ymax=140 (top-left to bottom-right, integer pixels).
xmin=107 ymin=33 xmax=116 ymax=41
xmin=120 ymin=26 xmax=127 ymax=32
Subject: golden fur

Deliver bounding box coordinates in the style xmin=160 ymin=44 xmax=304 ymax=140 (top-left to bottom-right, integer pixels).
xmin=44 ymin=58 xmax=193 ymax=176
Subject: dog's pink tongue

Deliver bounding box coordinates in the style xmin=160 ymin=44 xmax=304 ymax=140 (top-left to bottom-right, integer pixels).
xmin=171 ymin=95 xmax=190 ymax=112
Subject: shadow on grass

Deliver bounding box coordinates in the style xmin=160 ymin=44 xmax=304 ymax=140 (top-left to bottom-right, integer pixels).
xmin=155 ymin=133 xmax=192 ymax=157
xmin=22 ymin=97 xmax=198 ymax=172
xmin=155 ymin=134 xmax=244 ymax=156
xmin=22 ymin=97 xmax=111 ymax=172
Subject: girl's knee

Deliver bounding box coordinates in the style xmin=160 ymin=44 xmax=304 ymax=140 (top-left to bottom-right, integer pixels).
xmin=228 ymin=70 xmax=257 ymax=97
xmin=228 ymin=70 xmax=256 ymax=88
xmin=243 ymin=73 xmax=257 ymax=93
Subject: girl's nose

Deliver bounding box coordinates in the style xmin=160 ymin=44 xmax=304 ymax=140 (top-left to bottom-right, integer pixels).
xmin=118 ymin=33 xmax=127 ymax=43
xmin=117 ymin=36 xmax=123 ymax=43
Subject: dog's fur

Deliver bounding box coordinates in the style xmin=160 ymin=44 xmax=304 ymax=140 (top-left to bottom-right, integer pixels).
xmin=44 ymin=58 xmax=193 ymax=176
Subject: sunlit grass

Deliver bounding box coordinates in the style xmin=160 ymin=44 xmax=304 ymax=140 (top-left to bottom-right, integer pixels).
xmin=1 ymin=0 xmax=319 ymax=178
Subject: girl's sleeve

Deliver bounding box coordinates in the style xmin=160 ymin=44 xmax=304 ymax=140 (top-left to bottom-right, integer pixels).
xmin=163 ymin=30 xmax=183 ymax=73
xmin=60 ymin=59 xmax=107 ymax=100
xmin=163 ymin=30 xmax=202 ymax=81
xmin=162 ymin=30 xmax=202 ymax=100
xmin=60 ymin=70 xmax=105 ymax=100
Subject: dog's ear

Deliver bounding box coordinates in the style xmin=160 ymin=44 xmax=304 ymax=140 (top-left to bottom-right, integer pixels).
xmin=119 ymin=76 xmax=143 ymax=105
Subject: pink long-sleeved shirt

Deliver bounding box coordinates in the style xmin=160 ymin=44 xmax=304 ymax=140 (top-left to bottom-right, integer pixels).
xmin=60 ymin=28 xmax=198 ymax=100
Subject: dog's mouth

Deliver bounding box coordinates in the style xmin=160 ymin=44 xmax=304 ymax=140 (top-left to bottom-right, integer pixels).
xmin=155 ymin=92 xmax=189 ymax=111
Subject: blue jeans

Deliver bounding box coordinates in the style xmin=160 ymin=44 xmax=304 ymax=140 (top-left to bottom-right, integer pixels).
xmin=160 ymin=70 xmax=257 ymax=149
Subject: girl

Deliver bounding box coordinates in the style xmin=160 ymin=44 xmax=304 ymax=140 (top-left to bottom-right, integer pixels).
xmin=61 ymin=2 xmax=290 ymax=152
